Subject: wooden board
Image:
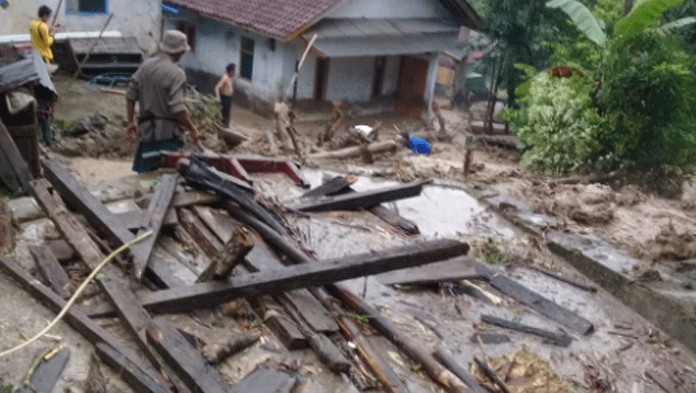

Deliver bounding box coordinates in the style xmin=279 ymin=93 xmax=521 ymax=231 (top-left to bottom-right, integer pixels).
xmin=96 ymin=343 xmax=171 ymax=393
xmin=0 ymin=119 xmax=31 ymax=192
xmin=0 ymin=255 xmax=171 ymax=393
xmin=178 ymin=208 xmax=223 ymax=258
xmin=130 ymin=174 xmax=178 ymax=280
xmin=264 ymin=314 xmax=308 ymax=350
xmin=376 ymin=256 xmax=477 ymax=286
xmin=367 ymin=204 xmax=420 ymax=235
xmin=15 ymin=347 xmax=70 ymax=393
xmin=477 ymin=263 xmax=594 ymax=335
xmin=291 ymin=182 xmax=428 ymax=212
xmin=90 ymin=239 xmax=470 ymax=316
xmin=301 ymin=176 xmax=354 ymax=199
xmin=31 ymin=178 xmax=230 ymax=393
xmin=29 ymin=245 xmax=72 ymax=299
xmin=40 ymin=159 xmax=187 ymax=289
xmin=480 ymin=315 xmax=573 ymax=347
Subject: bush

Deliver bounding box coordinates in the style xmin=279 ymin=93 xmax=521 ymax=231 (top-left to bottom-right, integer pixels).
xmin=504 ymin=72 xmax=601 ymax=176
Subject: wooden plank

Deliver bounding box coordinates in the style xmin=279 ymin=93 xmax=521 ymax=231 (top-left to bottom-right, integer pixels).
xmin=0 ymin=255 xmax=171 ymax=393
xmin=367 ymin=204 xmax=420 ymax=235
xmin=376 ymin=256 xmax=477 ymax=286
xmin=90 ymin=239 xmax=470 ymax=316
xmin=29 ymin=245 xmax=72 ymax=299
xmin=146 ymin=322 xmax=231 ymax=393
xmin=528 ymin=265 xmax=597 ymax=293
xmin=264 ymin=313 xmax=308 ymax=350
xmin=16 ymin=347 xmax=70 ymax=393
xmin=95 ymin=343 xmax=171 ymax=393
xmin=197 ymin=227 xmax=254 ymax=282
xmin=473 ymin=357 xmax=511 ymax=393
xmin=40 ymin=159 xmax=186 ymax=289
xmin=117 ymin=209 xmax=178 ymax=230
xmin=137 ymin=191 xmax=221 ymax=209
xmin=477 ymin=263 xmax=594 ymax=335
xmin=178 ymin=208 xmax=223 ymax=258
xmin=0 ymin=119 xmax=31 ymax=192
xmin=30 ymin=178 xmax=229 ymax=393
xmin=130 ymin=174 xmax=178 ymax=280
xmin=480 ymin=315 xmax=573 ymax=347
xmin=433 ymin=348 xmax=488 ymax=393
xmin=291 ymin=181 xmax=429 ymax=212
xmin=301 ymin=176 xmax=356 ymax=199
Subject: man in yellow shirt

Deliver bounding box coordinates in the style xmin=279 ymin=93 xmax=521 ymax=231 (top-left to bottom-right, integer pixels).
xmin=30 ymin=6 xmax=57 ymax=63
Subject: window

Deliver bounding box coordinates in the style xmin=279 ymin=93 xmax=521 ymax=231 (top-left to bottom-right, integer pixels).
xmin=240 ymin=37 xmax=254 ymax=80
xmin=67 ymin=0 xmax=108 ymax=14
xmin=176 ymin=20 xmax=196 ymax=53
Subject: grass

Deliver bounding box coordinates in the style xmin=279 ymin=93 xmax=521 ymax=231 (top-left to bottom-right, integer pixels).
xmin=477 ymin=238 xmax=512 ymax=265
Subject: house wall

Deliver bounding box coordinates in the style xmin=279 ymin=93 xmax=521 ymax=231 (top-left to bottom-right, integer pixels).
xmin=325 ymin=56 xmax=375 ymax=102
xmin=0 ymin=0 xmax=161 ymax=53
xmin=325 ymin=0 xmax=449 ymax=19
xmin=382 ymin=56 xmax=401 ymax=97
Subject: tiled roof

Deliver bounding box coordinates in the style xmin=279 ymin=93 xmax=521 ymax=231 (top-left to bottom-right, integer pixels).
xmin=165 ymin=0 xmax=346 ymax=39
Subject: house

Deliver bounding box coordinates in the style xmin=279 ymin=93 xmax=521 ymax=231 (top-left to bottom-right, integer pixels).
xmin=162 ymin=0 xmax=480 ymax=119
xmin=0 ymin=0 xmax=161 ymax=53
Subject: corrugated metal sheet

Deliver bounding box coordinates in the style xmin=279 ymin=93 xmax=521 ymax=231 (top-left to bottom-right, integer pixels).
xmin=69 ymin=36 xmax=143 ymax=55
xmin=0 ymin=31 xmax=123 ymax=45
xmin=311 ymin=32 xmax=460 ymax=57
xmin=0 ymin=50 xmax=56 ymax=95
xmin=304 ymin=18 xmax=458 ymax=39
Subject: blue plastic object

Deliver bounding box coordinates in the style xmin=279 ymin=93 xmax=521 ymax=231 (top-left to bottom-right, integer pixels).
xmin=408 ymin=135 xmax=431 ymax=155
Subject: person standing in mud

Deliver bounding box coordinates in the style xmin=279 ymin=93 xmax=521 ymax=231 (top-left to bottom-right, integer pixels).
xmin=214 ymin=63 xmax=236 ymax=128
xmin=125 ymin=30 xmax=202 ymax=173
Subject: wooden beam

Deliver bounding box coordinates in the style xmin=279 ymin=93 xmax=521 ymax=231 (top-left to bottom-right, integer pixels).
xmin=367 ymin=204 xmax=420 ymax=235
xmin=0 ymin=119 xmax=32 ymax=193
xmin=301 ymin=176 xmax=356 ymax=199
xmin=433 ymin=348 xmax=488 ymax=393
xmin=30 ymin=178 xmax=231 ymax=393
xmin=480 ymin=315 xmax=573 ymax=347
xmin=40 ymin=159 xmax=186 ymax=289
xmin=16 ymin=347 xmax=70 ymax=393
xmin=291 ymin=181 xmax=429 ymax=212
xmin=477 ymin=263 xmax=594 ymax=335
xmin=130 ymin=174 xmax=177 ymax=280
xmin=29 ymin=245 xmax=72 ymax=299
xmin=196 ymin=227 xmax=254 ymax=282
xmin=376 ymin=256 xmax=477 ymax=286
xmin=89 ymin=239 xmax=470 ymax=316
xmin=96 ymin=343 xmax=171 ymax=393
xmin=0 ymin=255 xmax=171 ymax=393
xmin=528 ymin=265 xmax=597 ymax=293
xmin=178 ymin=208 xmax=223 ymax=258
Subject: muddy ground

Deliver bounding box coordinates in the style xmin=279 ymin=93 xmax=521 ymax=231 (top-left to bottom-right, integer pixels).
xmin=5 ymin=75 xmax=693 ymax=392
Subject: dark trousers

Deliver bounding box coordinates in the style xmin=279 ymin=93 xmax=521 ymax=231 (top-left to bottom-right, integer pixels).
xmin=220 ymin=94 xmax=233 ymax=127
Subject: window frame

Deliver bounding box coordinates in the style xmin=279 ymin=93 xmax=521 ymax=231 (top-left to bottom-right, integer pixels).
xmin=239 ymin=36 xmax=255 ymax=81
xmin=66 ymin=0 xmax=109 ymax=15
xmin=176 ymin=20 xmax=197 ymax=53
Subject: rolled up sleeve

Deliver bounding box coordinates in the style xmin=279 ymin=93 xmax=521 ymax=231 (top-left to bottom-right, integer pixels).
xmin=168 ymin=71 xmax=188 ymax=114
xmin=126 ymin=79 xmax=140 ymax=101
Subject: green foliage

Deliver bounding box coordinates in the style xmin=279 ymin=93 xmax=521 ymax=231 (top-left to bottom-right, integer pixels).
xmin=546 ymin=0 xmax=607 ymax=45
xmin=655 ymin=16 xmax=696 ymax=35
xmin=0 ymin=384 xmax=12 ymax=393
xmin=504 ymin=73 xmax=601 ymax=175
xmin=615 ymin=0 xmax=686 ymax=44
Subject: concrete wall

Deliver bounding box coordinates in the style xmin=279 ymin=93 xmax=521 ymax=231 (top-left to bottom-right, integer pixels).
xmin=325 ymin=56 xmax=375 ymax=102
xmin=423 ymin=52 xmax=439 ymax=120
xmin=0 ymin=0 xmax=161 ymax=52
xmin=382 ymin=55 xmax=401 ymax=97
xmin=325 ymin=0 xmax=449 ymax=19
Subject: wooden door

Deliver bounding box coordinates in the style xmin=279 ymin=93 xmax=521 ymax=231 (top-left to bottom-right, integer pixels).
xmin=313 ymin=57 xmax=330 ymax=101
xmin=372 ymin=56 xmax=386 ymax=99
xmin=396 ymin=56 xmax=429 ymax=117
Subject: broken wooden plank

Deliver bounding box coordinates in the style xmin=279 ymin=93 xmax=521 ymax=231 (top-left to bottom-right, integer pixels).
xmin=29 ymin=245 xmax=72 ymax=300
xmin=476 ymin=263 xmax=594 ymax=335
xmin=118 ymin=208 xmax=178 ymax=231
xmin=480 ymin=315 xmax=573 ymax=347
xmin=291 ymin=181 xmax=429 ymax=212
xmin=301 ymin=176 xmax=357 ymax=199
xmin=130 ymin=174 xmax=178 ymax=280
xmin=0 ymin=119 xmax=31 ymax=193
xmin=528 ymin=265 xmax=597 ymax=293
xmin=95 ymin=343 xmax=171 ymax=393
xmin=197 ymin=227 xmax=254 ymax=282
xmin=433 ymin=348 xmax=488 ymax=393
xmin=90 ymin=239 xmax=470 ymax=316
xmin=202 ymin=331 xmax=261 ymax=365
xmin=367 ymin=204 xmax=420 ymax=235
xmin=146 ymin=322 xmax=231 ymax=393
xmin=473 ymin=357 xmax=511 ymax=393
xmin=264 ymin=312 xmax=308 ymax=350
xmin=178 ymin=209 xmax=224 ymax=258
xmin=40 ymin=159 xmax=186 ymax=289
xmin=30 ymin=178 xmax=229 ymax=393
xmin=376 ymin=256 xmax=477 ymax=286
xmin=0 ymin=255 xmax=171 ymax=393
xmin=137 ymin=190 xmax=221 ymax=209
xmin=16 ymin=347 xmax=70 ymax=393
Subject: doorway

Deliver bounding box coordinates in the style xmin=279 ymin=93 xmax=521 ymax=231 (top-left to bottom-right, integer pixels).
xmin=395 ymin=56 xmax=429 ymax=117
xmin=372 ymin=56 xmax=386 ymax=99
xmin=313 ymin=57 xmax=330 ymax=101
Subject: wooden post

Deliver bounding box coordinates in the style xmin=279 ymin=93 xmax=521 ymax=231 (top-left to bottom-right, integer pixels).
xmin=73 ymin=13 xmax=114 ymax=78
xmin=196 ymin=226 xmax=254 ymax=282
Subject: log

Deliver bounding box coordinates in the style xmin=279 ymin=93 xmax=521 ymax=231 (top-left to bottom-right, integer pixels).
xmin=202 ymin=331 xmax=261 ymax=365
xmin=480 ymin=315 xmax=573 ymax=347
xmin=528 ymin=265 xmax=597 ymax=293
xmin=88 ymin=239 xmax=469 ymax=316
xmin=31 ymin=178 xmax=229 ymax=393
xmin=196 ymin=227 xmax=254 ymax=282
xmin=476 ymin=263 xmax=594 ymax=335
xmin=307 ymin=141 xmax=398 ymax=160
xmin=29 ymin=245 xmax=72 ymax=299
xmin=0 ymin=255 xmax=171 ymax=393
xmin=95 ymin=343 xmax=172 ymax=393
xmin=131 ymin=174 xmax=177 ymax=280
xmin=473 ymin=357 xmax=511 ymax=393
xmin=433 ymin=348 xmax=488 ymax=393
xmin=291 ymin=181 xmax=429 ymax=212
xmin=16 ymin=347 xmax=70 ymax=393
xmin=40 ymin=159 xmax=187 ymax=289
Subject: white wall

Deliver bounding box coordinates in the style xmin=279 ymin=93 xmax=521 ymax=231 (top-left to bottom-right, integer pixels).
xmin=325 ymin=0 xmax=449 ymax=19
xmin=0 ymin=0 xmax=161 ymax=52
xmin=325 ymin=56 xmax=375 ymax=102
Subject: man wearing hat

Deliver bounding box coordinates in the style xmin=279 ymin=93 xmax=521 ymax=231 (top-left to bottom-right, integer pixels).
xmin=125 ymin=30 xmax=201 ymax=173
